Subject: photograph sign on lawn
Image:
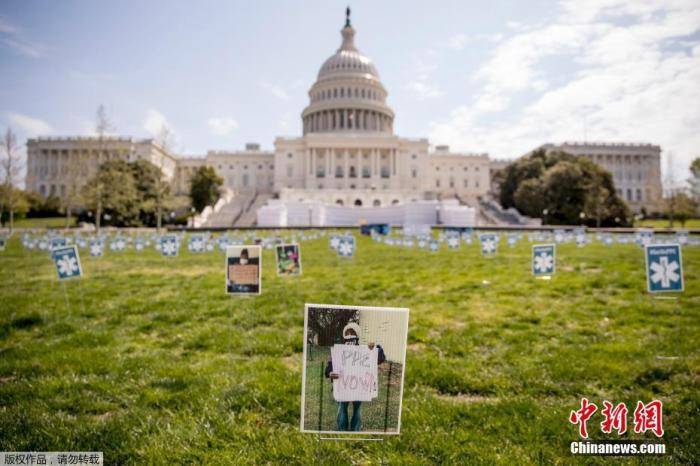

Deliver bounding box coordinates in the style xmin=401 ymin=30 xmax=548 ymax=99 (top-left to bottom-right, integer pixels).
xmin=52 ymin=245 xmax=82 ymax=280
xmin=645 ymin=244 xmax=684 ymax=293
xmin=532 ymin=244 xmax=555 ymax=276
xmin=275 ymin=243 xmax=302 ymax=276
xmin=226 ymin=245 xmax=261 ymax=295
xmin=301 ymin=304 xmax=409 ymax=435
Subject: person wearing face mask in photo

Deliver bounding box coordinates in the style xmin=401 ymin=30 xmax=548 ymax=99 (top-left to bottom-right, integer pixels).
xmin=325 ymin=323 xmax=386 ymax=431
xmin=226 ymin=247 xmax=260 ymax=294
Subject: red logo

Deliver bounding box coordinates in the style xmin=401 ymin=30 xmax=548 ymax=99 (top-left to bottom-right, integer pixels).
xmin=570 ymin=399 xmax=664 ymax=438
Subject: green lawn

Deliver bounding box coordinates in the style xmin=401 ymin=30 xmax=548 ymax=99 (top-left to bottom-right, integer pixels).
xmin=0 ymin=233 xmax=698 ymax=464
xmin=11 ymin=217 xmax=76 ymax=228
xmin=635 ymin=218 xmax=700 ymax=229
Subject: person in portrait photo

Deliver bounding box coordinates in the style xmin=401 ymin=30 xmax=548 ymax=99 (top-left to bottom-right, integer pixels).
xmin=226 ymin=246 xmax=261 ymax=294
xmin=325 ymin=323 xmax=386 ymax=431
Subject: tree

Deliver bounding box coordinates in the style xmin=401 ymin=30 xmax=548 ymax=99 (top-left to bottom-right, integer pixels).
xmin=498 ymin=149 xmax=629 ymax=226
xmin=92 ymin=104 xmax=113 ymax=232
xmin=512 ymin=178 xmax=545 ymax=217
xmin=690 ymin=157 xmax=700 ymax=209
xmin=82 ymin=160 xmax=141 ymax=226
xmin=189 ymin=166 xmax=223 ymax=213
xmin=306 ymin=307 xmax=358 ymax=346
xmin=130 ymin=159 xmax=167 ymax=226
xmin=1 ymin=127 xmax=22 ymax=232
xmin=154 ymin=126 xmax=175 ymax=232
xmin=664 ymin=191 xmax=697 ymax=227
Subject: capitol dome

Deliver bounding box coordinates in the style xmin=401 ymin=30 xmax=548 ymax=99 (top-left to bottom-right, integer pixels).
xmin=302 ymin=9 xmax=394 ymax=135
xmin=316 ymin=27 xmax=380 ymax=83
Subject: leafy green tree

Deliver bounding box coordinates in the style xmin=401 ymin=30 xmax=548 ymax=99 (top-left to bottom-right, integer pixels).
xmin=690 ymin=157 xmax=700 ymax=205
xmin=189 ymin=166 xmax=223 ymax=213
xmin=664 ymin=191 xmax=697 ymax=227
xmin=82 ymin=160 xmax=141 ymax=226
xmin=130 ymin=159 xmax=170 ymax=226
xmin=498 ymin=148 xmax=629 ymax=226
xmin=513 ymin=178 xmax=545 ymax=217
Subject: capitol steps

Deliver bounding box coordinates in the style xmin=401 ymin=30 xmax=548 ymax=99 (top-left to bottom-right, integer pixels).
xmin=201 ymin=193 xmax=254 ymax=228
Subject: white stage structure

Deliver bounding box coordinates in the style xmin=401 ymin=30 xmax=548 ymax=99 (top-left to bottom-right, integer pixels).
xmin=256 ymin=200 xmax=476 ymax=227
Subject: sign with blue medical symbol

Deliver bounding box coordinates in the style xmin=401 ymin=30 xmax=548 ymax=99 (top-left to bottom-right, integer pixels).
xmin=532 ymin=244 xmax=555 ymax=276
xmin=50 ymin=237 xmax=67 ymax=250
xmin=447 ymin=236 xmax=460 ymax=249
xmin=188 ymin=235 xmax=205 ymax=253
xmin=479 ymin=234 xmax=498 ymax=256
xmin=429 ymin=239 xmax=439 ymax=252
xmin=645 ymin=244 xmax=683 ymax=293
xmin=52 ymin=245 xmax=82 ymax=280
xmin=337 ymin=236 xmax=355 ymax=257
xmin=160 ymin=235 xmax=179 ymax=257
xmin=89 ymin=239 xmax=103 ymax=257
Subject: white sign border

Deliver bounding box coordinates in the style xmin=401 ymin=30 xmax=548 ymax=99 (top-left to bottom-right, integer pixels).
xmin=300 ymin=303 xmax=410 ymax=435
xmin=644 ymin=243 xmax=684 ymax=293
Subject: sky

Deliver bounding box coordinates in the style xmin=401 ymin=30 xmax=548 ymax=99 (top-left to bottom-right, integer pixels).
xmin=1 ymin=0 xmax=699 ymax=185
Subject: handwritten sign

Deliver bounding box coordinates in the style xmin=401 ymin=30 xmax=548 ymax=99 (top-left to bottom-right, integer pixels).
xmin=331 ymin=344 xmax=379 ymax=402
xmin=229 ymin=264 xmax=259 ymax=285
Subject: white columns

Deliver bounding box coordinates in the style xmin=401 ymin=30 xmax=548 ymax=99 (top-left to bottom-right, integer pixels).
xmin=343 ymin=149 xmax=349 ymax=188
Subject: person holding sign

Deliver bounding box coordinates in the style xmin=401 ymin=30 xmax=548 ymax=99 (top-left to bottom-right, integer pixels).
xmin=226 ymin=245 xmax=262 ymax=295
xmin=325 ymin=323 xmax=386 ymax=431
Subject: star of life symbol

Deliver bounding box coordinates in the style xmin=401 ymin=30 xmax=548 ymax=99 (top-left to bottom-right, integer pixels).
xmin=418 ymin=239 xmax=426 ymax=248
xmin=429 ymin=240 xmax=438 ymax=251
xmin=649 ymin=256 xmax=680 ymax=288
xmin=190 ymin=237 xmax=204 ymax=252
xmin=447 ymin=237 xmax=459 ymax=248
xmin=57 ymin=255 xmax=79 ymax=276
xmin=330 ymin=236 xmax=341 ymax=250
xmin=534 ymin=252 xmax=553 ymax=273
xmin=481 ymin=238 xmax=496 ymax=253
xmin=162 ymin=239 xmax=177 ymax=256
xmin=89 ymin=243 xmax=103 ymax=256
xmin=338 ymin=238 xmax=354 ymax=256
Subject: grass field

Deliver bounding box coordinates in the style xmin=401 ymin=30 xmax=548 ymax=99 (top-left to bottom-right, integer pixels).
xmin=635 ymin=219 xmax=700 ymax=229
xmin=0 ymin=233 xmax=698 ymax=464
xmin=11 ymin=217 xmax=76 ymax=229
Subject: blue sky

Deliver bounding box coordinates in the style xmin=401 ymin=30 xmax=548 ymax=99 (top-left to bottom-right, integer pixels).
xmin=1 ymin=0 xmax=699 ymax=183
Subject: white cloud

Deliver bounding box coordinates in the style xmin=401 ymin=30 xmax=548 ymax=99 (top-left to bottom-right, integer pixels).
xmin=0 ymin=16 xmax=45 ymax=58
xmin=429 ymin=0 xmax=700 ymax=181
xmin=143 ymin=109 xmax=170 ymax=136
xmin=7 ymin=112 xmax=53 ymax=136
xmin=405 ymin=78 xmax=443 ymax=100
xmin=207 ymin=116 xmax=239 ymax=136
xmin=0 ymin=16 xmax=18 ymax=34
xmin=447 ymin=33 xmax=468 ymax=50
xmin=260 ymin=81 xmax=290 ymax=101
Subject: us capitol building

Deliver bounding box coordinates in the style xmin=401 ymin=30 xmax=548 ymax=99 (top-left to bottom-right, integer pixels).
xmin=25 ymin=11 xmax=662 ymax=225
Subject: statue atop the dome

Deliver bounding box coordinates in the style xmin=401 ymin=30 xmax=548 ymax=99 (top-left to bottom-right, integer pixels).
xmin=345 ymin=6 xmax=351 ymax=28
